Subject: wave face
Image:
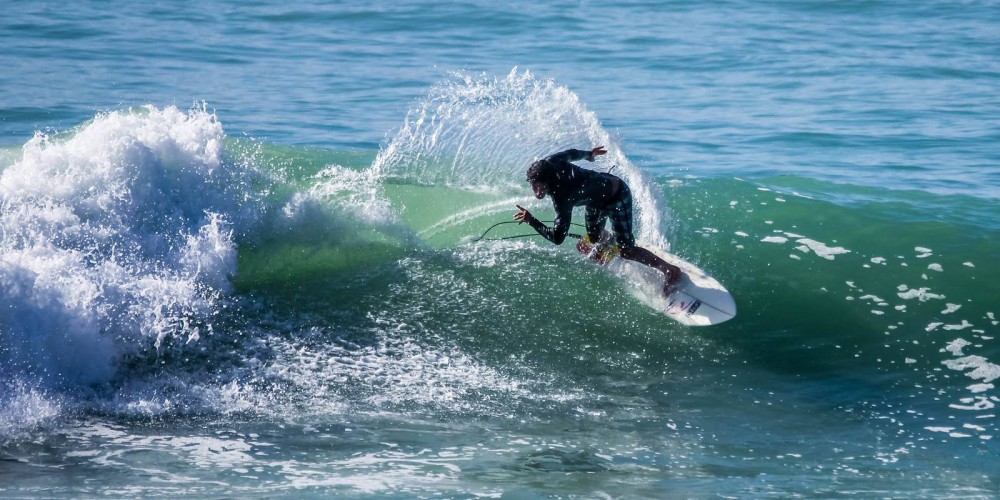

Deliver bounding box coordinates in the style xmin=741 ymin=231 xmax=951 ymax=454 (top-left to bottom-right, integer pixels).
xmin=3 ymin=0 xmax=999 ymax=492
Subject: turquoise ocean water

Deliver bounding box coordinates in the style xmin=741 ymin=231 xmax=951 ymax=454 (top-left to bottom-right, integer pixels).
xmin=2 ymin=1 xmax=999 ymax=497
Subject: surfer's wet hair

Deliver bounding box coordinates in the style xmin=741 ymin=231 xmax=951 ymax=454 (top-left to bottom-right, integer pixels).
xmin=526 ymin=159 xmax=557 ymax=185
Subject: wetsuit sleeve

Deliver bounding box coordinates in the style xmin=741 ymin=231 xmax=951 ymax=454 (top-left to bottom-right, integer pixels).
xmin=526 ymin=201 xmax=572 ymax=245
xmin=545 ymin=149 xmax=593 ymax=164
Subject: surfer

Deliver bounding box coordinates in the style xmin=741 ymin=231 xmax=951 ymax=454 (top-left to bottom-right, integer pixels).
xmin=514 ymin=146 xmax=683 ymax=295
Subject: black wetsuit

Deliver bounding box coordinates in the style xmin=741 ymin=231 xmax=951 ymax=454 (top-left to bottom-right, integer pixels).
xmin=526 ymin=149 xmax=637 ymax=249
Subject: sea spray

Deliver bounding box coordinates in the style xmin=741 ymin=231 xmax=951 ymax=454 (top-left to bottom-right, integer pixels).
xmin=372 ymin=68 xmax=673 ymax=249
xmin=0 ymin=381 xmax=62 ymax=443
xmin=236 ymin=160 xmax=421 ymax=289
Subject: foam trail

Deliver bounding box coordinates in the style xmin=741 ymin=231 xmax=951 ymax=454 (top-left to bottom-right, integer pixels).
xmin=371 ymin=68 xmax=670 ymax=248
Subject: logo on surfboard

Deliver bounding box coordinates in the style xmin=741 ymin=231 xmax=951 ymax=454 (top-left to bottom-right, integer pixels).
xmin=666 ymin=298 xmax=702 ymax=317
xmin=685 ymin=300 xmax=702 ymax=316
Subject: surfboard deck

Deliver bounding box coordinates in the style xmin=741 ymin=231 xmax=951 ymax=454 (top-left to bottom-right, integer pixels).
xmin=576 ymin=236 xmax=736 ymax=326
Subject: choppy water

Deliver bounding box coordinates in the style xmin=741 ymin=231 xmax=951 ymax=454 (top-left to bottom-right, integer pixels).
xmin=2 ymin=1 xmax=999 ymax=497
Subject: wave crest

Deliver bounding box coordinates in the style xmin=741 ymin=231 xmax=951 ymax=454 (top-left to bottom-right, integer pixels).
xmin=0 ymin=104 xmax=263 ymax=386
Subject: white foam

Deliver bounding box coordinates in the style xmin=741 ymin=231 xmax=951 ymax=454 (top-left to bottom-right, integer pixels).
xmin=941 ymin=303 xmax=961 ymax=314
xmin=761 ymin=230 xmax=851 ymax=260
xmin=943 ymin=356 xmax=1000 ymax=384
xmin=944 ymin=321 xmax=974 ymax=331
xmin=859 ymin=294 xmax=887 ymax=306
xmin=925 ymin=426 xmax=954 ymax=434
xmin=306 ymin=164 xmax=396 ymax=226
xmin=944 ymin=338 xmax=971 ymax=356
xmin=791 ymin=238 xmax=850 ymax=260
xmin=947 ymin=396 xmax=995 ymax=412
xmin=896 ymin=285 xmax=944 ymax=302
xmin=0 ymin=105 xmax=266 ymax=385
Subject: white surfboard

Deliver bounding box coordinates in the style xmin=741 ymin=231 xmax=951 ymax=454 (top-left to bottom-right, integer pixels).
xmin=577 ymin=237 xmax=736 ymax=326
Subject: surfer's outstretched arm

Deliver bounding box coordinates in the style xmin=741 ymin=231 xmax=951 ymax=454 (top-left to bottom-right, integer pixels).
xmin=545 ymin=146 xmax=607 ymax=164
xmin=514 ymin=204 xmax=571 ymax=245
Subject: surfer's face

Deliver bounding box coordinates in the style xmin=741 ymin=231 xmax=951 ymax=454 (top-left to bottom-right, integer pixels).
xmin=530 ymin=180 xmax=548 ymax=199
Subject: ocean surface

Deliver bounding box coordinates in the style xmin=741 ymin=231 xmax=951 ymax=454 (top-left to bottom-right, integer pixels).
xmin=2 ymin=1 xmax=999 ymax=497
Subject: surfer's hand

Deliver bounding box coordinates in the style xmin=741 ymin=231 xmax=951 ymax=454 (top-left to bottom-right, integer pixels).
xmin=514 ymin=205 xmax=534 ymax=225
xmin=588 ymin=146 xmax=607 ymax=161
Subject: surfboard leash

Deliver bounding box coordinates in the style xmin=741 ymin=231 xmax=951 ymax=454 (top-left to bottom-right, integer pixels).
xmin=472 ymin=220 xmax=585 ymax=242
